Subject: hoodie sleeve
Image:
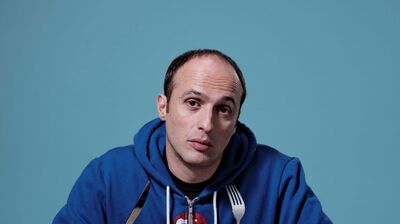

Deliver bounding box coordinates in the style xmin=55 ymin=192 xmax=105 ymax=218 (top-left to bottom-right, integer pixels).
xmin=278 ymin=158 xmax=332 ymax=224
xmin=53 ymin=158 xmax=106 ymax=224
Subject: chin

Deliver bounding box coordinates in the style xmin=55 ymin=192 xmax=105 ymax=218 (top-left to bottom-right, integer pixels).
xmin=182 ymin=153 xmax=206 ymax=164
xmin=185 ymin=156 xmax=216 ymax=168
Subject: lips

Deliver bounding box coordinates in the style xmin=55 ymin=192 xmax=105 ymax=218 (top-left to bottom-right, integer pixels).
xmin=188 ymin=139 xmax=212 ymax=151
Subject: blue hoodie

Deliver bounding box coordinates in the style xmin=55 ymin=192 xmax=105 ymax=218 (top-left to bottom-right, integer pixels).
xmin=54 ymin=118 xmax=332 ymax=223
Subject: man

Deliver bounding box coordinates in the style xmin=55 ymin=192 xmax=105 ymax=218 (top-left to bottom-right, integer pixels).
xmin=54 ymin=49 xmax=332 ymax=223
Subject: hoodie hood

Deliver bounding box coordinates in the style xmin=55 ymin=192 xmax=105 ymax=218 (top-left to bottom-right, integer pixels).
xmin=133 ymin=118 xmax=257 ymax=197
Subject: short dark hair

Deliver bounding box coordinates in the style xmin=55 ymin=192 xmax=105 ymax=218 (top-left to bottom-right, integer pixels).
xmin=164 ymin=49 xmax=247 ymax=108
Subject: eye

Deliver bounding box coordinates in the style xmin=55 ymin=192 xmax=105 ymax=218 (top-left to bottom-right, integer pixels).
xmin=185 ymin=99 xmax=200 ymax=108
xmin=218 ymin=106 xmax=231 ymax=114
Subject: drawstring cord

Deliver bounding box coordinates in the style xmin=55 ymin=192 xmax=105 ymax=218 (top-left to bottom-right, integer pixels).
xmin=213 ymin=191 xmax=218 ymax=224
xmin=166 ymin=186 xmax=170 ymax=224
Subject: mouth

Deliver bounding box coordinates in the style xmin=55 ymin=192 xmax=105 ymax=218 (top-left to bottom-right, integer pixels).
xmin=187 ymin=138 xmax=212 ymax=151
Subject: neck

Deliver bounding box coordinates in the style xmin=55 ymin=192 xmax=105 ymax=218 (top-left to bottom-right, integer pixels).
xmin=165 ymin=147 xmax=221 ymax=184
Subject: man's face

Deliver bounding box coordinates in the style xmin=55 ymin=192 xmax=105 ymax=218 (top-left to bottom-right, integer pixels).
xmin=157 ymin=55 xmax=243 ymax=170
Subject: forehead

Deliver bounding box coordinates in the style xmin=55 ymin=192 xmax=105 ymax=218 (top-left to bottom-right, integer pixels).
xmin=172 ymin=55 xmax=243 ymax=98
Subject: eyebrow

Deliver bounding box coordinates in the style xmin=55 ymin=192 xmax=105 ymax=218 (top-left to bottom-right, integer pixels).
xmin=181 ymin=90 xmax=237 ymax=107
xmin=182 ymin=90 xmax=202 ymax=97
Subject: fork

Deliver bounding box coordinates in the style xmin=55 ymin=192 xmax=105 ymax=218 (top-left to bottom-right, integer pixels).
xmin=226 ymin=184 xmax=245 ymax=224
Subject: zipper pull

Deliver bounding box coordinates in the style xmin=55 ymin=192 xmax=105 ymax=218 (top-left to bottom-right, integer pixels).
xmin=185 ymin=196 xmax=198 ymax=224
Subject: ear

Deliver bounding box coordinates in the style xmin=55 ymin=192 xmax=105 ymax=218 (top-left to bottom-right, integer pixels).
xmin=157 ymin=94 xmax=168 ymax=121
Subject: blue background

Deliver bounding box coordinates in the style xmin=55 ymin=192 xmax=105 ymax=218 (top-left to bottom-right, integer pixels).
xmin=1 ymin=0 xmax=399 ymax=223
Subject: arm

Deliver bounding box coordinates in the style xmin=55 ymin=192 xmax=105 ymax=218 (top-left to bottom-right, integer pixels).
xmin=53 ymin=158 xmax=106 ymax=224
xmin=278 ymin=158 xmax=332 ymax=224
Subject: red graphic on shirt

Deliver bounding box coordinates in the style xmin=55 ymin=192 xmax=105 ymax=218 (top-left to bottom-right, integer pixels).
xmin=173 ymin=211 xmax=207 ymax=224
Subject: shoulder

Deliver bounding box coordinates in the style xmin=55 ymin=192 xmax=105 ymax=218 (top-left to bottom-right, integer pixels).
xmin=237 ymin=145 xmax=296 ymax=200
xmin=254 ymin=144 xmax=293 ymax=167
xmin=89 ymin=145 xmax=144 ymax=179
xmin=98 ymin=145 xmax=136 ymax=161
xmin=240 ymin=144 xmax=295 ymax=182
xmin=254 ymin=145 xmax=306 ymax=175
xmin=243 ymin=144 xmax=306 ymax=183
xmin=92 ymin=145 xmax=136 ymax=165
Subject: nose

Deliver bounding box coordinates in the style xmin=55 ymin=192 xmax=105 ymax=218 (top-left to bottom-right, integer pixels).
xmin=198 ymin=108 xmax=214 ymax=133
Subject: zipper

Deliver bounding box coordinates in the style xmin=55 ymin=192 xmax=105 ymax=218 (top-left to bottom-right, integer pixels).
xmin=185 ymin=196 xmax=198 ymax=224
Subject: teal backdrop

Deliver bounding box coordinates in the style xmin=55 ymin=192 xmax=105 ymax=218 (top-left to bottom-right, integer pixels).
xmin=1 ymin=0 xmax=399 ymax=223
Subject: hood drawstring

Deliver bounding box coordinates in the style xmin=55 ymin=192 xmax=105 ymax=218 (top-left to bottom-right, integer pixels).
xmin=165 ymin=186 xmax=219 ymax=224
xmin=166 ymin=186 xmax=171 ymax=224
xmin=213 ymin=191 xmax=218 ymax=224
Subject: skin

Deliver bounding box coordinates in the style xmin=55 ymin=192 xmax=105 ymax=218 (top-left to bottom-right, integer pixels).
xmin=157 ymin=54 xmax=243 ymax=183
